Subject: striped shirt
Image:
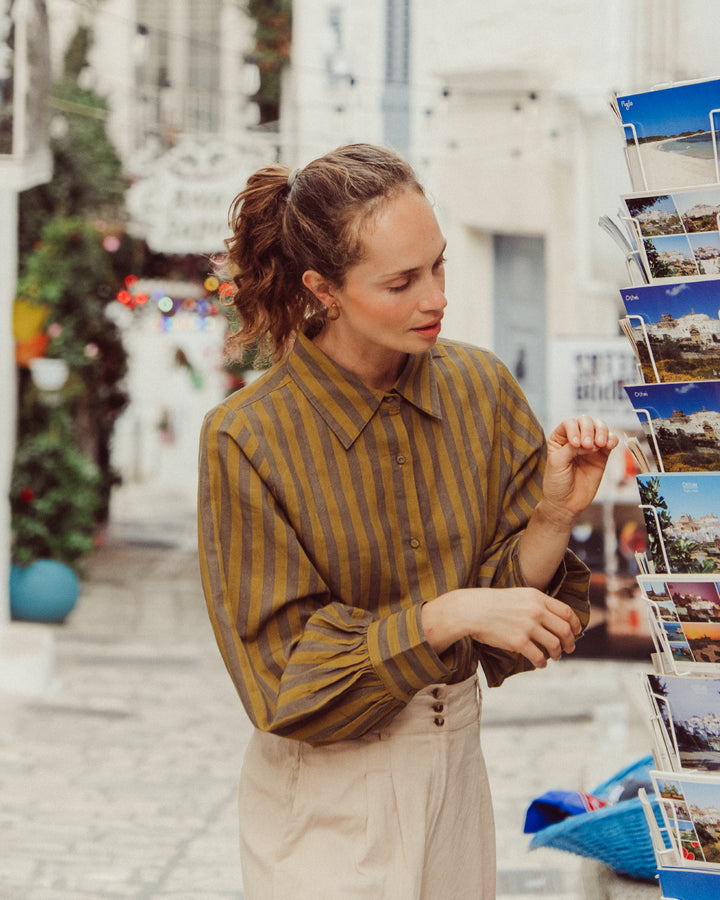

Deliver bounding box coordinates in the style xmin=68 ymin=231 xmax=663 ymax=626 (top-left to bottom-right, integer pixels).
xmin=198 ymin=332 xmax=590 ymax=744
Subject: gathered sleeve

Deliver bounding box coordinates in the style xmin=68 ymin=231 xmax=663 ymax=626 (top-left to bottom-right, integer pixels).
xmin=197 ymin=405 xmax=454 ymax=744
xmin=468 ymin=359 xmax=591 ymax=687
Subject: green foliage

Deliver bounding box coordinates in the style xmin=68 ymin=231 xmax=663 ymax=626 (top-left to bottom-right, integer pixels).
xmin=15 ymin=216 xmax=129 ymax=518
xmin=18 ymin=217 xmax=123 ymax=371
xmin=63 ymin=24 xmax=93 ymax=82
xmin=10 ymin=412 xmax=102 ymax=569
xmin=18 ymin=81 xmax=125 ymax=259
xmin=12 ymin=24 xmax=130 ymax=568
xmin=245 ymin=0 xmax=292 ymax=124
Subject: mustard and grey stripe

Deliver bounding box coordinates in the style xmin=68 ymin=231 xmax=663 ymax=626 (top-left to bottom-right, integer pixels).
xmin=198 ymin=333 xmax=590 ymax=743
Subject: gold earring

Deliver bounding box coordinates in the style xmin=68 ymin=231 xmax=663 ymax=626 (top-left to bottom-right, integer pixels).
xmin=327 ymin=302 xmax=340 ymax=321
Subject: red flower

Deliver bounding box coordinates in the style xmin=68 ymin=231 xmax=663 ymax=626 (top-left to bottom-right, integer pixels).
xmin=19 ymin=487 xmax=35 ymax=503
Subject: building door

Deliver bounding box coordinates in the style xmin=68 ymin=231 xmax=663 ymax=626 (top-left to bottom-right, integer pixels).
xmin=493 ymin=234 xmax=547 ymax=427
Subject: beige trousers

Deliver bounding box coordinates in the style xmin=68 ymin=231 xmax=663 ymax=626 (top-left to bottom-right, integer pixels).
xmin=238 ymin=675 xmax=496 ymax=899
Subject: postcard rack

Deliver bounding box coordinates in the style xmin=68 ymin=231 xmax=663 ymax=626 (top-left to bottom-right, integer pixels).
xmin=636 ymin=502 xmax=671 ymax=572
xmin=620 ymin=314 xmax=661 ymax=383
xmin=628 ymin=410 xmax=665 ymax=472
xmin=640 ymin=788 xmax=720 ymax=899
xmin=645 ymin=611 xmax=720 ymax=679
xmin=609 ymin=77 xmax=720 ymax=893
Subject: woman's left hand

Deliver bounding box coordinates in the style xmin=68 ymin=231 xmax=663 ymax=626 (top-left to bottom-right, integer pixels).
xmin=542 ymin=416 xmax=619 ymax=523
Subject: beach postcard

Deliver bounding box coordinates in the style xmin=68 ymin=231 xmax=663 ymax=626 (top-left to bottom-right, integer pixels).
xmin=645 ymin=672 xmax=720 ymax=771
xmin=620 ymin=279 xmax=720 ymax=382
xmin=624 ymin=380 xmax=720 ymax=472
xmin=652 ymin=769 xmax=720 ymax=866
xmin=622 ymin=186 xmax=720 ymax=282
xmin=636 ymin=472 xmax=720 ymax=574
xmin=615 ymin=78 xmax=720 ymax=191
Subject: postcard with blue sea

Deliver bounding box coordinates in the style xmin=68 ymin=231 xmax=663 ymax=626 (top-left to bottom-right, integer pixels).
xmin=624 ymin=380 xmax=720 ymax=472
xmin=652 ymin=769 xmax=720 ymax=866
xmin=645 ymin=673 xmax=720 ymax=772
xmin=622 ymin=187 xmax=720 ymax=283
xmin=620 ymin=279 xmax=720 ymax=382
xmin=636 ymin=472 xmax=720 ymax=574
xmin=615 ymin=78 xmax=720 ymax=191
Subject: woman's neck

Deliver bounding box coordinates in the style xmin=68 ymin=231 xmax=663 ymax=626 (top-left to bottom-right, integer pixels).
xmin=312 ymin=329 xmax=407 ymax=392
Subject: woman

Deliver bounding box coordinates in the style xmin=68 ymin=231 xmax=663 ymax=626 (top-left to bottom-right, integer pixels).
xmin=198 ymin=143 xmax=617 ymax=898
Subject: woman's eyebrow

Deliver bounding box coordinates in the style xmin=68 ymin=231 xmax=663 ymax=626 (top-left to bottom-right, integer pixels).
xmin=381 ymin=242 xmax=447 ymax=279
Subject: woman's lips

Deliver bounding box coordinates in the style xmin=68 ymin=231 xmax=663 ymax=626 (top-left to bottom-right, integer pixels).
xmin=412 ymin=320 xmax=442 ymax=337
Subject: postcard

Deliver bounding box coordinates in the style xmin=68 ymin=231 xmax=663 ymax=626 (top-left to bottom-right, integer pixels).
xmin=652 ymin=769 xmax=720 ymax=866
xmin=636 ymin=472 xmax=720 ymax=574
xmin=622 ymin=186 xmax=720 ymax=283
xmin=614 ymin=78 xmax=720 ymax=191
xmin=624 ymin=380 xmax=720 ymax=472
xmin=620 ymin=279 xmax=720 ymax=382
xmin=638 ymin=575 xmax=720 ymax=622
xmin=645 ymin=673 xmax=720 ymax=771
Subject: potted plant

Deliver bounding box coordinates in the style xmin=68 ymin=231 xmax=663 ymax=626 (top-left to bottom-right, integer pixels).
xmin=9 ymin=408 xmax=102 ymax=623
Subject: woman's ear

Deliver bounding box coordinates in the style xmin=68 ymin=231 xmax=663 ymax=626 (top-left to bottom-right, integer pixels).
xmin=302 ymin=270 xmax=336 ymax=308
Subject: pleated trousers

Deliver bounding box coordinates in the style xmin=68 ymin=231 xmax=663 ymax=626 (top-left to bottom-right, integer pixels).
xmin=238 ymin=674 xmax=496 ymax=899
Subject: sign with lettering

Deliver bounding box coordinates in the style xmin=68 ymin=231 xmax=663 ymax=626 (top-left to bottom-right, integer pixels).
xmin=126 ymin=136 xmax=268 ymax=254
xmin=548 ymin=337 xmax=641 ymax=430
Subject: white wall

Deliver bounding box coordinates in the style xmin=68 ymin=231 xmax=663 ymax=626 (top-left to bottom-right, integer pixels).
xmin=285 ymin=0 xmax=386 ymax=165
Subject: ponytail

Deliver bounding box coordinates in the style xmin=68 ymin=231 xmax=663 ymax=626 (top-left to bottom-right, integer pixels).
xmin=223 ymin=165 xmax=323 ymax=363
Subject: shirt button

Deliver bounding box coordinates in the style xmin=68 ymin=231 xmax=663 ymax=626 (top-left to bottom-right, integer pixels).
xmin=396 ymin=454 xmax=406 ymax=465
xmin=431 ymin=687 xmax=441 ymax=699
xmin=434 ymin=716 xmax=445 ymax=727
xmin=433 ymin=703 xmax=444 ymax=713
xmin=409 ymin=538 xmax=420 ymax=549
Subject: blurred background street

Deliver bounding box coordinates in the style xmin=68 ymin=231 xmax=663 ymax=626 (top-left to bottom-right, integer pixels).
xmin=5 ymin=3 xmax=720 ymax=898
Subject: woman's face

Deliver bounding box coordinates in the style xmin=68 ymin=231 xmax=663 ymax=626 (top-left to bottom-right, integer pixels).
xmin=309 ymin=188 xmax=448 ymax=389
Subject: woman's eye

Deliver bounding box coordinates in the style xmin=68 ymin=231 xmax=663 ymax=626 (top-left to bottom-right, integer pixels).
xmin=434 ymin=256 xmax=447 ymax=270
xmin=389 ymin=280 xmax=411 ymax=293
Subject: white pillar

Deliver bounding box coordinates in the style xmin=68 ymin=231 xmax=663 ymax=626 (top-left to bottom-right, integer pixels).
xmin=0 ymin=186 xmax=17 ymax=630
xmin=0 ymin=187 xmax=55 ymax=697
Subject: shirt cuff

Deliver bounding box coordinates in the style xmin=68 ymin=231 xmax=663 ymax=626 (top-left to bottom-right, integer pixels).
xmin=366 ymin=604 xmax=453 ymax=703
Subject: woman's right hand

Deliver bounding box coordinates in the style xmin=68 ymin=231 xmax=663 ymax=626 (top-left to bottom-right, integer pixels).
xmin=421 ymin=587 xmax=583 ymax=669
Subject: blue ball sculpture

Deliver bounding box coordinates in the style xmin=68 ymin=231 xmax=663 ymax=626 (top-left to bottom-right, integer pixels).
xmin=9 ymin=560 xmax=80 ymax=623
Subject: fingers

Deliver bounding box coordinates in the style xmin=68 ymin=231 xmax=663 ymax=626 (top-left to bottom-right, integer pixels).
xmin=468 ymin=588 xmax=583 ymax=670
xmin=553 ymin=416 xmax=618 ymax=453
xmin=537 ymin=598 xmax=581 ymax=654
xmin=513 ymin=595 xmax=583 ymax=669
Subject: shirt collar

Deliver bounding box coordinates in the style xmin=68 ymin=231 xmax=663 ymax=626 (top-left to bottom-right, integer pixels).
xmin=287 ymin=333 xmax=444 ymax=449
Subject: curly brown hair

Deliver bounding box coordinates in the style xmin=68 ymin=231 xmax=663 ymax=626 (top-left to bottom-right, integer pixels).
xmin=222 ymin=143 xmax=424 ymax=362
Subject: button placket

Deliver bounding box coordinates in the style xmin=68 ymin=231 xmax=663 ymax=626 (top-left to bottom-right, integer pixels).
xmin=431 ymin=686 xmax=445 ymax=726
